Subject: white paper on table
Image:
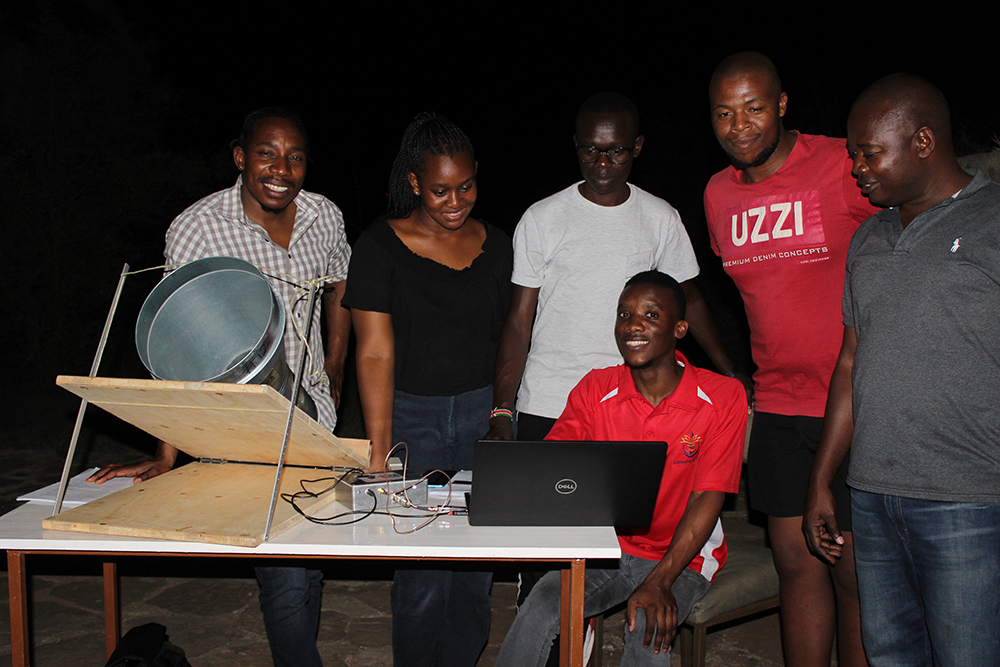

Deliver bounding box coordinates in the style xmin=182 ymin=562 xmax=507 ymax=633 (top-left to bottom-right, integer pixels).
xmin=17 ymin=468 xmax=135 ymax=507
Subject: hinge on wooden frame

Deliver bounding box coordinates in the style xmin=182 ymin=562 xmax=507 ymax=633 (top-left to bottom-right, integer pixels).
xmin=198 ymin=457 xmax=228 ymax=465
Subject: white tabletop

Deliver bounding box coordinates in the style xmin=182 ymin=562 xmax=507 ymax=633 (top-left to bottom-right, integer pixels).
xmin=0 ymin=502 xmax=621 ymax=561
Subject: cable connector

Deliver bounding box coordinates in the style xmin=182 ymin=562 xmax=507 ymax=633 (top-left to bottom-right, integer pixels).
xmin=333 ymin=472 xmax=428 ymax=511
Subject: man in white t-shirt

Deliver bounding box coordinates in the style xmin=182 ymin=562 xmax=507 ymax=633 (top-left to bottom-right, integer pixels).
xmin=487 ymin=92 xmax=748 ymax=446
xmin=486 ymin=96 xmax=749 ymax=640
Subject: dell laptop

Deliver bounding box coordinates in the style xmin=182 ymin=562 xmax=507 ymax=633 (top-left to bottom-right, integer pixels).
xmin=468 ymin=440 xmax=667 ymax=527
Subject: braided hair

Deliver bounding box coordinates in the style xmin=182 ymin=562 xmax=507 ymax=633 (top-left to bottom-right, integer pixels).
xmin=384 ymin=112 xmax=475 ymax=219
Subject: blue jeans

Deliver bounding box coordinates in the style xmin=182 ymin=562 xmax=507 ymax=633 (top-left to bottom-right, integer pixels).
xmin=851 ymin=490 xmax=1000 ymax=667
xmin=391 ymin=386 xmax=492 ymax=475
xmin=391 ymin=386 xmax=494 ymax=667
xmin=392 ymin=566 xmax=493 ymax=667
xmin=255 ymin=566 xmax=323 ymax=667
xmin=496 ymin=555 xmax=711 ymax=667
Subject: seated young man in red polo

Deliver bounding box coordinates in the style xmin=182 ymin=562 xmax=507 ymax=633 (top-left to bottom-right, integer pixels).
xmin=495 ymin=270 xmax=747 ymax=667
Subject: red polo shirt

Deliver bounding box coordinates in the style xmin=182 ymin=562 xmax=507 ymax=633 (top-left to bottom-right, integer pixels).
xmin=547 ymin=352 xmax=747 ymax=581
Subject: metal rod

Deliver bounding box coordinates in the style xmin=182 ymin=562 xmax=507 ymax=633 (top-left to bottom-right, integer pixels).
xmin=264 ymin=276 xmax=321 ymax=541
xmin=53 ymin=263 xmax=130 ymax=516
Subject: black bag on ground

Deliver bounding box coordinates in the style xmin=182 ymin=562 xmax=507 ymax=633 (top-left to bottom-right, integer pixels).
xmin=103 ymin=622 xmax=192 ymax=667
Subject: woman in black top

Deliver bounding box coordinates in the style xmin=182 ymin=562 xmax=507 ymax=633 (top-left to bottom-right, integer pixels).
xmin=344 ymin=112 xmax=512 ymax=667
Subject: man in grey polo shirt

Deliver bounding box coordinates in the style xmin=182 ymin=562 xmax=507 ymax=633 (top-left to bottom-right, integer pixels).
xmin=803 ymin=74 xmax=1000 ymax=667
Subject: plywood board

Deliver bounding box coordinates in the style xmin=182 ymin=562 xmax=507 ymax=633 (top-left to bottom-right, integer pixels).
xmin=43 ymin=462 xmax=347 ymax=547
xmin=56 ymin=376 xmax=370 ymax=468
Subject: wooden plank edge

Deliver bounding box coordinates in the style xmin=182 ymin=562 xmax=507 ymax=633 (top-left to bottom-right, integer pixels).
xmin=338 ymin=438 xmax=372 ymax=461
xmin=40 ymin=471 xmax=346 ymax=548
xmin=56 ymin=375 xmax=271 ymax=394
xmin=55 ymin=375 xmax=372 ymax=468
xmin=42 ymin=517 xmax=263 ymax=548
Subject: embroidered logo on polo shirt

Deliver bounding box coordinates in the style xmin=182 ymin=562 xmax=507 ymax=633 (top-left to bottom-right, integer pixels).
xmin=680 ymin=431 xmax=702 ymax=458
xmin=950 ymin=237 xmax=962 ymax=253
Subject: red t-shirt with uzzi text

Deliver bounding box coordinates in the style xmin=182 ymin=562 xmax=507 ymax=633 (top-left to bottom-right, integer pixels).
xmin=704 ymin=133 xmax=878 ymax=417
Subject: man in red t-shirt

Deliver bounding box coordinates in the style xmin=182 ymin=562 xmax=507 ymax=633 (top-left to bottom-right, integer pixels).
xmin=703 ymin=52 xmax=876 ymax=667
xmin=495 ymin=271 xmax=746 ymax=666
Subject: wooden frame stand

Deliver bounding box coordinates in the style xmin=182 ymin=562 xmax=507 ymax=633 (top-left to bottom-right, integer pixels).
xmin=44 ymin=376 xmax=371 ymax=546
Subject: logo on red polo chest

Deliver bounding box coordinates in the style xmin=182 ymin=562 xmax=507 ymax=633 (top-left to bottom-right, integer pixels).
xmin=680 ymin=432 xmax=702 ymax=458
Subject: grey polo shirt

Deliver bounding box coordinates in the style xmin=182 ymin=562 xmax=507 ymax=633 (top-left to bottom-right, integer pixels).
xmin=843 ymin=170 xmax=1000 ymax=502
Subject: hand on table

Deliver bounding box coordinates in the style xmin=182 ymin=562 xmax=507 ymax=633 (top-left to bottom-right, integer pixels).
xmin=86 ymin=459 xmax=171 ymax=485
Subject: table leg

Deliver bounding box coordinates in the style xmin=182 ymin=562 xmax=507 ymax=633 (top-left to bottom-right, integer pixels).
xmin=103 ymin=560 xmax=120 ymax=659
xmin=559 ymin=558 xmax=586 ymax=667
xmin=8 ymin=551 xmax=29 ymax=667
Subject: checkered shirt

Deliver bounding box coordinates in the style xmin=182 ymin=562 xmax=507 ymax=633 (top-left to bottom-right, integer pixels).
xmin=164 ymin=178 xmax=351 ymax=430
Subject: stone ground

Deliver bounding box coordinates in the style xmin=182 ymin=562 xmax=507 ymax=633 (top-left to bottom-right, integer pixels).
xmin=1 ymin=381 xmax=787 ymax=666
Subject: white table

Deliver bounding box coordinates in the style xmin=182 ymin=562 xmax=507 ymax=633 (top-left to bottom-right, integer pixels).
xmin=1 ymin=501 xmax=620 ymax=667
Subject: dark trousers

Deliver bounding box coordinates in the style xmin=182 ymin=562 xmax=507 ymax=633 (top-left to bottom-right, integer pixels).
xmin=255 ymin=566 xmax=323 ymax=667
xmin=390 ymin=386 xmax=494 ymax=667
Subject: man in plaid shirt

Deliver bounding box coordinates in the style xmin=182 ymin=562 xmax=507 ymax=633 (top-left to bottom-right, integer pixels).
xmin=90 ymin=107 xmax=351 ymax=667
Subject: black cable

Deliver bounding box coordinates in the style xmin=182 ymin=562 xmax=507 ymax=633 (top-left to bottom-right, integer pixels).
xmin=280 ymin=470 xmax=442 ymax=526
xmin=280 ymin=468 xmax=377 ymax=525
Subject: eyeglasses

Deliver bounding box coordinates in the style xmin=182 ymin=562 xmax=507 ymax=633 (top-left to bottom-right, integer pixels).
xmin=575 ymin=145 xmax=635 ymax=164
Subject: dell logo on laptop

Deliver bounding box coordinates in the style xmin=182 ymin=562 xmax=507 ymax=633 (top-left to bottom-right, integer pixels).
xmin=555 ymin=479 xmax=578 ymax=494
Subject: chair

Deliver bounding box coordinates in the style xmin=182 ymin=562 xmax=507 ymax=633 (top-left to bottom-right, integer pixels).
xmin=676 ymin=539 xmax=780 ymax=667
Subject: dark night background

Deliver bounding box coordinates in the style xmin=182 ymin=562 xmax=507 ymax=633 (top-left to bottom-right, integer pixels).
xmin=2 ymin=2 xmax=997 ymax=476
